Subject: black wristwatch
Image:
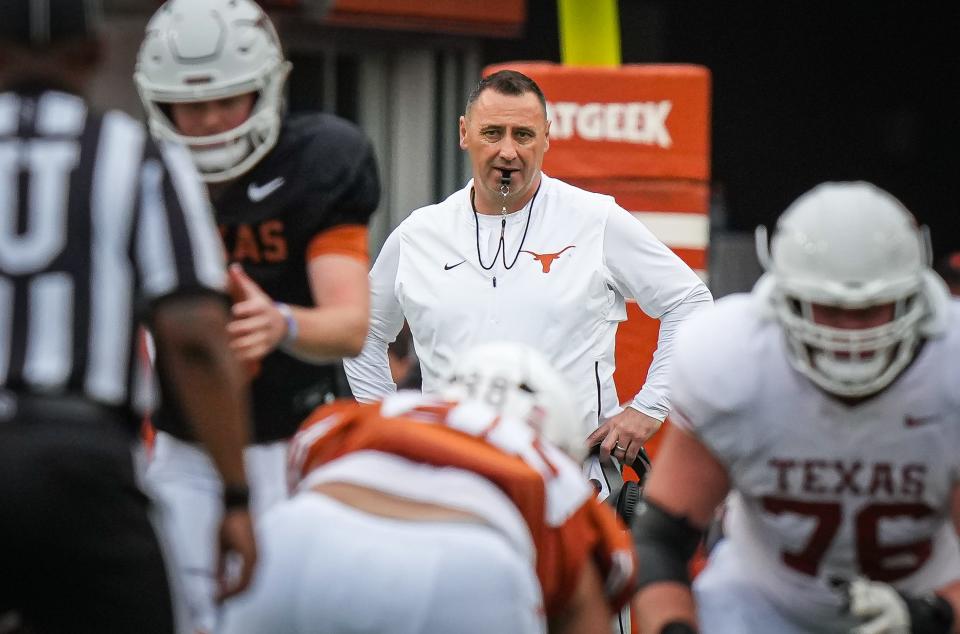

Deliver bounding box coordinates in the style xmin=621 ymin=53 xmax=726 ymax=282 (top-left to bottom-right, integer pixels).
xmin=223 ymin=484 xmax=251 ymax=511
xmin=660 ymin=621 xmax=697 ymax=634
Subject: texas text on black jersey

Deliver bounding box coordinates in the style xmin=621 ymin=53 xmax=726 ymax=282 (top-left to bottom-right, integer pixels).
xmin=154 ymin=112 xmax=380 ymax=443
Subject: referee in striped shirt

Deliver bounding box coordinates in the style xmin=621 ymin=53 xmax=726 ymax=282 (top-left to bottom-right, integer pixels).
xmin=0 ymin=1 xmax=256 ymax=632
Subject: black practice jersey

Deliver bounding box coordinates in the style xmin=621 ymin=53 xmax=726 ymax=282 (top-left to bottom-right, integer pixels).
xmin=154 ymin=112 xmax=380 ymax=442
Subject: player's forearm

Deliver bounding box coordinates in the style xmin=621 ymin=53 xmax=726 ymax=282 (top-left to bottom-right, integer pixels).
xmin=634 ymin=583 xmax=698 ymax=634
xmin=165 ymin=345 xmax=250 ymax=486
xmin=284 ymin=304 xmax=369 ymax=360
xmin=153 ymin=299 xmax=251 ymax=487
xmin=549 ymin=561 xmax=611 ymax=634
xmin=631 ymin=430 xmax=725 ymax=634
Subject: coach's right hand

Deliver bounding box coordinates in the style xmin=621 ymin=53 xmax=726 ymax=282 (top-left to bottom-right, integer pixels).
xmin=216 ymin=507 xmax=258 ymax=601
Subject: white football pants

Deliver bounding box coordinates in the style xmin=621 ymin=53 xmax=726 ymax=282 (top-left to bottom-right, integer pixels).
xmin=694 ymin=540 xmax=857 ymax=634
xmin=217 ymin=491 xmax=546 ymax=634
xmin=145 ymin=431 xmax=289 ymax=634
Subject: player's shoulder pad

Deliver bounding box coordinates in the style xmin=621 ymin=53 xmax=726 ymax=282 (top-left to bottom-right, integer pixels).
xmin=102 ymin=106 xmax=142 ymax=130
xmin=379 ymin=390 xmax=446 ymax=418
xmin=99 ymin=109 xmax=157 ymax=161
xmin=289 ymin=398 xmax=363 ymax=464
xmin=300 ymin=398 xmax=363 ymax=430
xmin=672 ymin=291 xmax=770 ymax=420
xmin=281 ymin=112 xmax=376 ymax=183
xmin=933 ymin=298 xmax=960 ymax=408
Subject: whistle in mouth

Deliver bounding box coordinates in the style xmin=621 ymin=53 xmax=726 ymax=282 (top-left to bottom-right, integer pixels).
xmin=499 ymin=170 xmax=511 ymax=195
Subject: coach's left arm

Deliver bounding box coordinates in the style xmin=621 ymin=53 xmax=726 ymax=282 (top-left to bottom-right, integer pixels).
xmin=591 ymin=203 xmax=713 ymax=463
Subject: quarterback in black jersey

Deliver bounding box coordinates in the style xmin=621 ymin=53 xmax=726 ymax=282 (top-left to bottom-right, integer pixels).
xmin=156 ymin=112 xmax=377 ymax=443
xmin=135 ymin=0 xmax=379 ymax=630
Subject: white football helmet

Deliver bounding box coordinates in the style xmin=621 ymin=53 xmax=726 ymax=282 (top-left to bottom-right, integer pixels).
xmin=134 ymin=0 xmax=292 ymax=183
xmin=440 ymin=342 xmax=585 ymax=461
xmin=754 ymin=181 xmax=950 ymax=398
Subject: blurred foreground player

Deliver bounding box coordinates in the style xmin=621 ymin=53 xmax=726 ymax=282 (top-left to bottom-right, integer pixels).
xmin=0 ymin=1 xmax=254 ymax=632
xmin=219 ymin=343 xmax=637 ymax=634
xmin=634 ymin=182 xmax=960 ymax=634
xmin=135 ymin=0 xmax=379 ymax=629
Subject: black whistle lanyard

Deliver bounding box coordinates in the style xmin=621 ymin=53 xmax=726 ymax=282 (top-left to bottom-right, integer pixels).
xmin=471 ymin=180 xmax=540 ymax=288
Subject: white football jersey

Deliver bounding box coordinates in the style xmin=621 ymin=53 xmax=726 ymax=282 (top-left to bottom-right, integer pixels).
xmin=671 ymin=294 xmax=960 ymax=630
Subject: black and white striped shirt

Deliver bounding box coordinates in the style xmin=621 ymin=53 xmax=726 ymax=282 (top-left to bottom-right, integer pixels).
xmin=0 ymin=88 xmax=225 ymax=416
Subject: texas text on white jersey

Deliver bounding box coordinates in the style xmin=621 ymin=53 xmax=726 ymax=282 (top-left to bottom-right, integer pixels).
xmin=670 ymin=294 xmax=960 ymax=631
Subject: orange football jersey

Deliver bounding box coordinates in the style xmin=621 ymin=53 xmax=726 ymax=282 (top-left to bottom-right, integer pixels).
xmin=288 ymin=394 xmax=637 ymax=616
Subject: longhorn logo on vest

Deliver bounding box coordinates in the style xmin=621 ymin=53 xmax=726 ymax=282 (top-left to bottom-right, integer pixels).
xmin=521 ymin=245 xmax=575 ymax=273
xmin=546 ymin=101 xmax=673 ymax=148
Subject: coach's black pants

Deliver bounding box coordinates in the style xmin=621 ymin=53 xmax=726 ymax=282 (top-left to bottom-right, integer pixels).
xmin=0 ymin=401 xmax=176 ymax=634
